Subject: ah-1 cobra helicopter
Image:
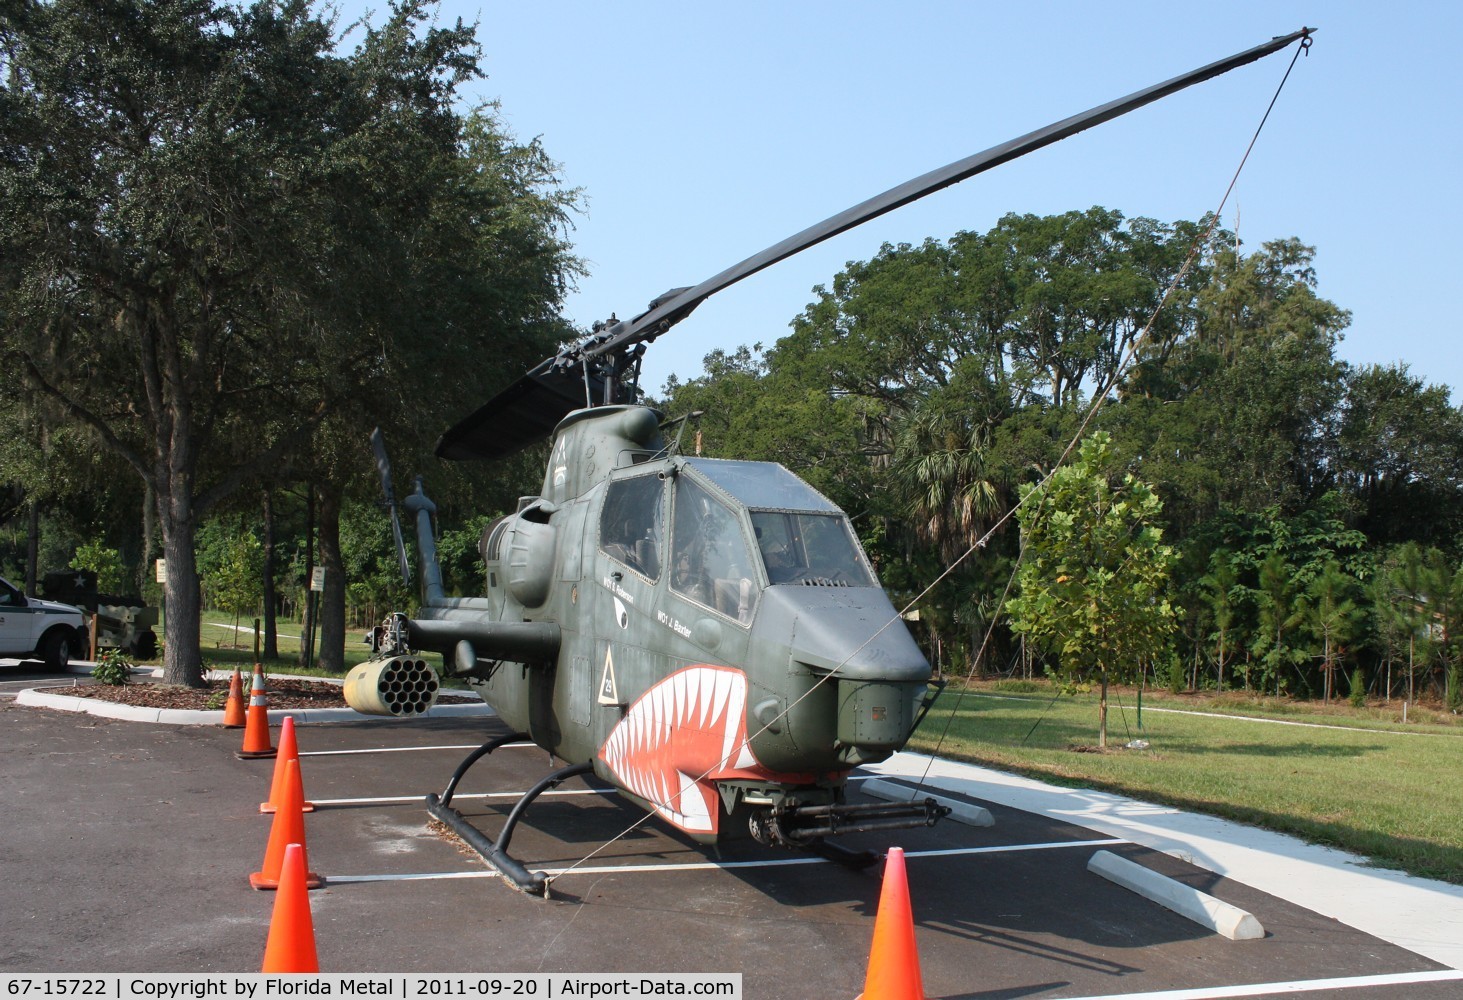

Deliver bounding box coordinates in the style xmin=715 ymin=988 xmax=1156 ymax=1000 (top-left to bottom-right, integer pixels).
xmin=346 ymin=28 xmax=1313 ymax=895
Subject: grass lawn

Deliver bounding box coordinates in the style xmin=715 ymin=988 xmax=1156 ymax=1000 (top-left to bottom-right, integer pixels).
xmin=196 ymin=614 xmax=379 ymax=670
xmin=153 ymin=613 xmax=418 ymax=674
xmin=913 ymin=679 xmax=1463 ymax=885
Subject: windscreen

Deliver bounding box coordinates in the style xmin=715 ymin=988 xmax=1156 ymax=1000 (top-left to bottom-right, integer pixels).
xmin=750 ymin=511 xmax=876 ymax=587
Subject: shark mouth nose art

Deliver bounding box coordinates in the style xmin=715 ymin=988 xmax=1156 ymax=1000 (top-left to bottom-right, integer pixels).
xmin=599 ymin=665 xmax=770 ymax=835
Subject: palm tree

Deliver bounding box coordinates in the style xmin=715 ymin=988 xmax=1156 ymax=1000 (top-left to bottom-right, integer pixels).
xmin=889 ymin=386 xmax=1005 ymax=564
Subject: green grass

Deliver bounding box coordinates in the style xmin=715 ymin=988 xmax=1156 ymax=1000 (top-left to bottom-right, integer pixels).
xmin=913 ymin=680 xmax=1463 ymax=885
xmin=194 ymin=615 xmax=382 ymax=672
xmin=147 ymin=614 xmax=423 ymax=674
xmin=134 ymin=613 xmax=469 ymax=692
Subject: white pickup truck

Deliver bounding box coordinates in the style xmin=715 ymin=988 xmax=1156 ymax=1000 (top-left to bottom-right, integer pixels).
xmin=0 ymin=575 xmax=85 ymax=670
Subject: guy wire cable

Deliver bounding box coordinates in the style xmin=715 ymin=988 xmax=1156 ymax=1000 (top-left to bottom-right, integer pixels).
xmin=903 ymin=28 xmax=1313 ymax=794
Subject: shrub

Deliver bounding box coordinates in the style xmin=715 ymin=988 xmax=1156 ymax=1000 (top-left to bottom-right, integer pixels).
xmin=1349 ymin=668 xmax=1366 ymax=708
xmin=92 ymin=648 xmax=133 ymax=686
xmin=990 ymin=678 xmax=1046 ymax=695
xmin=72 ymin=541 xmax=129 ymax=594
xmin=1163 ymin=654 xmax=1185 ymax=694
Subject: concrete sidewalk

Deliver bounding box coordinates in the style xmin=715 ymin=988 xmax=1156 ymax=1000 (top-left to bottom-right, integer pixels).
xmin=872 ymin=750 xmax=1463 ymax=972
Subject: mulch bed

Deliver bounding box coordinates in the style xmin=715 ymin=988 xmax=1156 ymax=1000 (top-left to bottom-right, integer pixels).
xmin=54 ymin=676 xmax=479 ymax=711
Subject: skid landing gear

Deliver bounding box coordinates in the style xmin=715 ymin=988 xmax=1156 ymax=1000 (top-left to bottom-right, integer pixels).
xmin=425 ymin=732 xmax=593 ymax=897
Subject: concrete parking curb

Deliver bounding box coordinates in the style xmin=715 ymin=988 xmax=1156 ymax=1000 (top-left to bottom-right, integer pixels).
xmin=1088 ymin=848 xmax=1265 ymax=940
xmin=862 ymin=777 xmax=995 ymax=827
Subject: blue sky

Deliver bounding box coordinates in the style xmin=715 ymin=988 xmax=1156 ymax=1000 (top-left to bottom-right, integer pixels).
xmin=339 ymin=2 xmax=1460 ymax=402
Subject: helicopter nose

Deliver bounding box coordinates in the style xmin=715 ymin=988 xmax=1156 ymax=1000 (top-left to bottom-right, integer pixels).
xmin=750 ymin=588 xmax=932 ymax=768
xmin=776 ymin=593 xmax=929 ymax=681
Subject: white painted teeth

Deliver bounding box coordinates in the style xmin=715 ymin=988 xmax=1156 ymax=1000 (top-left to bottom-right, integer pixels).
xmin=599 ymin=665 xmax=756 ymax=834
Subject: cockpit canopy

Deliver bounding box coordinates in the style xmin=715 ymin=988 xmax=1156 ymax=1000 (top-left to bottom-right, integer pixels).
xmin=598 ymin=458 xmax=876 ymax=627
xmin=747 ymin=509 xmax=874 ymax=588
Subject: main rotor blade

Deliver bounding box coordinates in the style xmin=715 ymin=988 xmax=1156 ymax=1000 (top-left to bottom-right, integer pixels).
xmin=435 ymin=359 xmax=600 ymax=461
xmin=586 ymin=27 xmax=1311 ymax=360
xmin=370 ymin=427 xmax=412 ymax=586
xmin=370 ymin=427 xmax=397 ymax=502
xmin=436 ymin=27 xmax=1312 ymax=462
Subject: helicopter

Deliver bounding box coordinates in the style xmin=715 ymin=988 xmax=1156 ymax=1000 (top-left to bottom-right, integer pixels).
xmin=345 ymin=28 xmax=1313 ymax=896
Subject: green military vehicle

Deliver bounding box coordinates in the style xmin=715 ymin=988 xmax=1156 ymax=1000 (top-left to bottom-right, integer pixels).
xmin=40 ymin=570 xmax=159 ymax=660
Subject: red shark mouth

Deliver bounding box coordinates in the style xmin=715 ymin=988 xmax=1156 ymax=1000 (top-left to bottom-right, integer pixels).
xmin=598 ymin=665 xmax=779 ymax=835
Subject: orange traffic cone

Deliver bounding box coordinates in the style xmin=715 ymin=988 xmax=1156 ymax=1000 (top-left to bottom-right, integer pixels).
xmin=222 ymin=669 xmax=247 ymax=729
xmin=251 ymin=759 xmax=324 ymax=890
xmin=261 ymin=843 xmax=320 ymax=973
xmin=857 ymin=848 xmax=926 ymax=1000
xmin=236 ymin=666 xmax=276 ymax=759
xmin=262 ymin=716 xmax=315 ymax=814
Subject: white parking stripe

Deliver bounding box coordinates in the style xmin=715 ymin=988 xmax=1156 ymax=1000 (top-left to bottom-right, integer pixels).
xmin=331 ymin=870 xmax=503 ymax=883
xmin=325 ymin=837 xmax=1125 ymax=883
xmin=908 ymin=838 xmax=1125 ymax=860
xmin=311 ymin=788 xmax=615 ymax=806
xmin=1054 ymin=968 xmax=1463 ymax=999
xmin=300 ymin=743 xmax=534 ymax=756
xmin=307 ymin=773 xmax=888 ymax=809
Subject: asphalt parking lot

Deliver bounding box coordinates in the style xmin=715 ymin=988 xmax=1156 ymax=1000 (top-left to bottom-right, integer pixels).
xmin=3 ymin=668 xmax=1461 ymax=999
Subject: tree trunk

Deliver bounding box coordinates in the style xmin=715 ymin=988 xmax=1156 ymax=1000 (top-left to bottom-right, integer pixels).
xmin=299 ymin=486 xmax=315 ymax=670
xmin=1323 ymin=634 xmax=1332 ymax=703
xmin=1098 ymin=667 xmax=1109 ymax=749
xmin=139 ymin=481 xmax=156 ymax=596
xmin=1275 ymin=629 xmax=1282 ymax=697
xmin=157 ymin=391 xmax=211 ymax=685
xmin=24 ymin=500 xmax=39 ymax=597
xmin=159 ymin=495 xmax=205 ymax=687
xmin=261 ymin=490 xmax=279 ymax=661
xmin=316 ymin=484 xmax=346 ymax=673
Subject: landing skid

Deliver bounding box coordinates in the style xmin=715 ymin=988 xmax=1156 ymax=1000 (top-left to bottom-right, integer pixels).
xmin=427 ymin=735 xmax=950 ymax=895
xmin=424 ymin=732 xmax=593 ymax=897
